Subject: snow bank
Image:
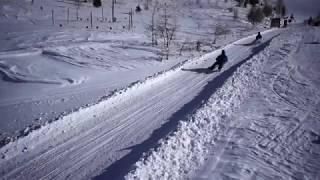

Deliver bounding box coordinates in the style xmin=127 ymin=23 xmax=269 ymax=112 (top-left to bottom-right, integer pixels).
xmin=126 ymin=31 xmax=280 ymax=180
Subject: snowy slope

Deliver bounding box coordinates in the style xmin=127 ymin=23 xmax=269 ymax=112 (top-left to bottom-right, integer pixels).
xmin=0 ymin=0 xmax=263 ymax=143
xmin=191 ymin=26 xmax=320 ymax=180
xmin=1 ymin=0 xmax=309 ymax=179
xmin=126 ymin=26 xmax=320 ymax=180
xmin=0 ymin=28 xmax=281 ymax=179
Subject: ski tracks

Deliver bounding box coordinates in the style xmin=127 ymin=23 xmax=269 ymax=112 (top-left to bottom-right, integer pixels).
xmin=190 ymin=28 xmax=320 ymax=180
xmin=0 ymin=30 xmax=281 ymax=180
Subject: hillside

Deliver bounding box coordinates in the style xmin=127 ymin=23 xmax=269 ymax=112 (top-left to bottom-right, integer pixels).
xmin=2 ymin=1 xmax=318 ymax=180
xmin=0 ymin=0 xmax=263 ymax=145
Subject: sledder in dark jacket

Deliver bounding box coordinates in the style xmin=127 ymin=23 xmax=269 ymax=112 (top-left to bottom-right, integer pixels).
xmin=209 ymin=50 xmax=228 ymax=71
xmin=256 ymin=32 xmax=262 ymax=41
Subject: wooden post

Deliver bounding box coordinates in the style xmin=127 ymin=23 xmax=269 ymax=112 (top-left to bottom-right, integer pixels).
xmin=76 ymin=8 xmax=79 ymax=21
xmin=52 ymin=10 xmax=54 ymax=25
xmin=112 ymin=0 xmax=115 ymax=22
xmin=145 ymin=0 xmax=149 ymax=10
xmin=131 ymin=9 xmax=133 ymax=28
xmin=128 ymin=13 xmax=131 ymax=30
xmin=101 ymin=7 xmax=104 ymax=21
xmin=67 ymin=8 xmax=70 ymax=24
xmin=90 ymin=11 xmax=93 ymax=28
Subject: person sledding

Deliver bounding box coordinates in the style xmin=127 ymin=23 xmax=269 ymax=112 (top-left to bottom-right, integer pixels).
xmin=208 ymin=50 xmax=228 ymax=72
xmin=255 ymin=32 xmax=262 ymax=41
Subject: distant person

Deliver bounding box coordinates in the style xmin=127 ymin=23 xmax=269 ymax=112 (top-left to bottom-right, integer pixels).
xmin=308 ymin=17 xmax=313 ymax=25
xmin=208 ymin=50 xmax=228 ymax=72
xmin=255 ymin=32 xmax=262 ymax=41
xmin=290 ymin=14 xmax=295 ymax=22
xmin=283 ymin=19 xmax=288 ymax=28
xmin=136 ymin=5 xmax=142 ymax=13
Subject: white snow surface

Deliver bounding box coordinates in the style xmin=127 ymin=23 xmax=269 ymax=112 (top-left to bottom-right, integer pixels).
xmin=126 ymin=26 xmax=320 ymax=180
xmin=1 ymin=0 xmax=319 ymax=180
xmin=0 ymin=28 xmax=281 ymax=179
xmin=0 ymin=0 xmax=263 ymax=143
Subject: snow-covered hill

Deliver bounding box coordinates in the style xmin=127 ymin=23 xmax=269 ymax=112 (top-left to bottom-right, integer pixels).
xmin=126 ymin=26 xmax=320 ymax=180
xmin=1 ymin=0 xmax=318 ymax=180
xmin=1 ymin=25 xmax=319 ymax=179
xmin=0 ymin=0 xmax=263 ymax=143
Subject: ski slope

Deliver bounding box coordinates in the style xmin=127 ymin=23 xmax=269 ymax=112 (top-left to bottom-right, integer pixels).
xmin=190 ymin=27 xmax=320 ymax=180
xmin=2 ymin=1 xmax=319 ymax=179
xmin=127 ymin=26 xmax=320 ymax=180
xmin=0 ymin=28 xmax=282 ymax=179
xmin=0 ymin=0 xmax=262 ymax=143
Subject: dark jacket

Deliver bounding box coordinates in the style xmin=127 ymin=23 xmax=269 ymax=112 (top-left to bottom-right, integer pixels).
xmin=256 ymin=33 xmax=262 ymax=40
xmin=216 ymin=54 xmax=228 ymax=64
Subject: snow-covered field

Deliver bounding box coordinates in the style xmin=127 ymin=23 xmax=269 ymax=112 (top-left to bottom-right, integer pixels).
xmin=1 ymin=0 xmax=319 ymax=179
xmin=0 ymin=0 xmax=263 ymax=143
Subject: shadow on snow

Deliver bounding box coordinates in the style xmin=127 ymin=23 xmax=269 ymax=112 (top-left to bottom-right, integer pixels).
xmin=181 ymin=68 xmax=219 ymax=74
xmin=234 ymin=39 xmax=261 ymax=46
xmin=93 ymin=34 xmax=280 ymax=180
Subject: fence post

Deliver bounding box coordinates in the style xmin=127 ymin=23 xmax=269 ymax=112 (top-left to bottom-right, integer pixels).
xmin=52 ymin=10 xmax=54 ymax=25
xmin=90 ymin=11 xmax=93 ymax=28
xmin=102 ymin=7 xmax=104 ymax=21
xmin=112 ymin=0 xmax=115 ymax=22
xmin=76 ymin=8 xmax=79 ymax=21
xmin=130 ymin=9 xmax=133 ymax=28
xmin=67 ymin=8 xmax=70 ymax=24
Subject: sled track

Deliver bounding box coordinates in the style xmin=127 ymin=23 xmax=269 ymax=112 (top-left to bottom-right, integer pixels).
xmin=0 ymin=29 xmax=281 ymax=180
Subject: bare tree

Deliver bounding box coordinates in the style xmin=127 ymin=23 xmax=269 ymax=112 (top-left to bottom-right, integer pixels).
xmin=152 ymin=2 xmax=178 ymax=60
xmin=151 ymin=2 xmax=159 ymax=46
xmin=145 ymin=1 xmax=178 ymax=60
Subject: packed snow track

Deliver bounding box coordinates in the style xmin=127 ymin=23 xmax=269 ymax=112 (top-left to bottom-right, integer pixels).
xmin=0 ymin=30 xmax=281 ymax=179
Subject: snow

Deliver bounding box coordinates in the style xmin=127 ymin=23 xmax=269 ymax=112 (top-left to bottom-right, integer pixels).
xmin=0 ymin=27 xmax=280 ymax=179
xmin=126 ymin=26 xmax=320 ymax=180
xmin=0 ymin=0 xmax=263 ymax=143
xmin=1 ymin=0 xmax=318 ymax=179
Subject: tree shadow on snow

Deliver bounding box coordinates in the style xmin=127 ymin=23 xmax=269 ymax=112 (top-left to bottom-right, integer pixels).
xmin=93 ymin=34 xmax=279 ymax=180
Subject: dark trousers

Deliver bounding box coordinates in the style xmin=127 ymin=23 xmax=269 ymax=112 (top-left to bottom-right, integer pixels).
xmin=209 ymin=62 xmax=223 ymax=71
